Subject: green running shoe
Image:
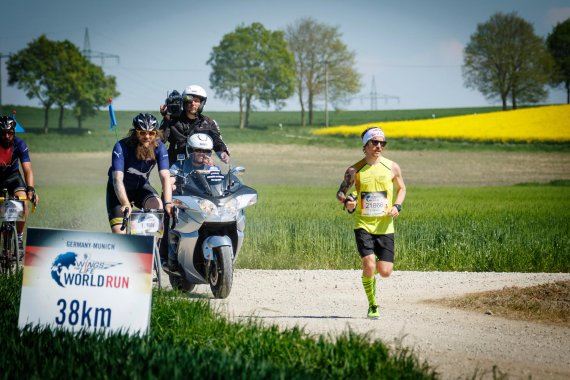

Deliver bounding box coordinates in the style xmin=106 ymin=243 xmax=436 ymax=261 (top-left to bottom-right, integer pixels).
xmin=367 ymin=305 xmax=380 ymax=319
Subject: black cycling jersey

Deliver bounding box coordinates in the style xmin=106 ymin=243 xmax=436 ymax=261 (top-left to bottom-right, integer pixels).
xmin=160 ymin=113 xmax=228 ymax=164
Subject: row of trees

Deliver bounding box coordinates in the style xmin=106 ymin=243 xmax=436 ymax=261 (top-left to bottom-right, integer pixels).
xmin=463 ymin=13 xmax=570 ymax=110
xmin=6 ymin=15 xmax=569 ymax=132
xmin=208 ymin=18 xmax=361 ymax=128
xmin=7 ymin=35 xmax=119 ymax=133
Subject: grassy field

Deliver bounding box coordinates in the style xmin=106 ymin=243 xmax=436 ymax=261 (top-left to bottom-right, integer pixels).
xmin=5 ymin=104 xmax=569 ymax=152
xmin=0 ymin=273 xmax=437 ymax=379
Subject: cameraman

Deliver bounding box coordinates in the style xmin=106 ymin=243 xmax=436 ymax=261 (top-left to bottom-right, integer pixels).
xmin=159 ymin=84 xmax=230 ymax=165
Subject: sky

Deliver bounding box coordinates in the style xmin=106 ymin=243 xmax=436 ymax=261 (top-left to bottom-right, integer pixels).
xmin=1 ymin=0 xmax=569 ymax=112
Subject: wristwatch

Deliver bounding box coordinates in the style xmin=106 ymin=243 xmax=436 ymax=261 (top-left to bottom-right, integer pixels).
xmin=393 ymin=204 xmax=402 ymax=212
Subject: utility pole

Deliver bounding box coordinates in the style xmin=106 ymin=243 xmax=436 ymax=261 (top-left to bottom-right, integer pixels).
xmin=0 ymin=52 xmax=12 ymax=112
xmin=82 ymin=28 xmax=120 ymax=65
xmin=325 ymin=60 xmax=329 ymax=128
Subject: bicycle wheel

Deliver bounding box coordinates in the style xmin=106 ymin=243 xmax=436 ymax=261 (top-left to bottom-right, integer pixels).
xmin=0 ymin=225 xmax=19 ymax=274
xmin=153 ymin=238 xmax=162 ymax=288
xmin=0 ymin=228 xmax=7 ymax=274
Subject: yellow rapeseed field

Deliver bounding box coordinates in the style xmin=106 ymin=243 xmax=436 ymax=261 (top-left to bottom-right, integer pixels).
xmin=313 ymin=105 xmax=570 ymax=142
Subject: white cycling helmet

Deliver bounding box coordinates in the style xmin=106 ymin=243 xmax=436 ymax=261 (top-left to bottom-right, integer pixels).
xmin=182 ymin=85 xmax=207 ymax=113
xmin=188 ymin=133 xmax=213 ymax=151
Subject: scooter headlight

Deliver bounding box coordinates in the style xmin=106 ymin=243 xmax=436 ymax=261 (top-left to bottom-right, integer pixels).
xmin=221 ymin=198 xmax=238 ymax=218
xmin=196 ymin=198 xmax=217 ymax=218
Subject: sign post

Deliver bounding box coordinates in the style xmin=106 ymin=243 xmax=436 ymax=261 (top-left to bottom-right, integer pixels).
xmin=18 ymin=228 xmax=155 ymax=335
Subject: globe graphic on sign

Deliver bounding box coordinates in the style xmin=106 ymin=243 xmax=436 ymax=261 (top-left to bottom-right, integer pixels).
xmin=50 ymin=252 xmax=77 ymax=287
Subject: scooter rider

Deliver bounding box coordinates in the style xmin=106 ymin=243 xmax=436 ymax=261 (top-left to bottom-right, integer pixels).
xmin=163 ymin=133 xmax=215 ymax=272
xmin=159 ymin=85 xmax=230 ymax=165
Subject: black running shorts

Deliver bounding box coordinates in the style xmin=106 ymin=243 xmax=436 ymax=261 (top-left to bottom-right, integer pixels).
xmin=354 ymin=228 xmax=395 ymax=262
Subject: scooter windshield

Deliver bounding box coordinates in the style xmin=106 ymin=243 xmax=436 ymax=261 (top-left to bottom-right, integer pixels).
xmin=172 ymin=151 xmax=233 ymax=197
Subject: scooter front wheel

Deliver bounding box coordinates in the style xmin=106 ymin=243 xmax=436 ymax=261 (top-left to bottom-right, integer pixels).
xmin=209 ymin=246 xmax=233 ymax=299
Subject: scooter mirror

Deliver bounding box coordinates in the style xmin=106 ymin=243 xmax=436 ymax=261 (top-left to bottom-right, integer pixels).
xmin=231 ymin=166 xmax=246 ymax=175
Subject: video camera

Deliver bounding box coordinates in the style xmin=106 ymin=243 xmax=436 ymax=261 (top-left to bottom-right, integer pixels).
xmin=165 ymin=90 xmax=183 ymax=118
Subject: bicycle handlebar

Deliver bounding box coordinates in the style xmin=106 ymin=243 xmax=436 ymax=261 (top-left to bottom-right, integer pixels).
xmin=0 ymin=195 xmax=36 ymax=213
xmin=120 ymin=208 xmax=129 ymax=231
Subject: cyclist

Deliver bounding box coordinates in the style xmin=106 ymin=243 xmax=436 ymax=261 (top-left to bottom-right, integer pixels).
xmin=106 ymin=113 xmax=172 ymax=234
xmin=0 ymin=115 xmax=38 ymax=251
xmin=159 ymin=84 xmax=230 ymax=165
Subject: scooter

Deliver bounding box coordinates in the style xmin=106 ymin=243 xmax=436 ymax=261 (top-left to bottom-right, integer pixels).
xmin=165 ymin=149 xmax=257 ymax=298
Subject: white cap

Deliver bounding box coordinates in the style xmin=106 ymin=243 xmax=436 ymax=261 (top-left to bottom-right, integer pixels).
xmin=362 ymin=127 xmax=385 ymax=145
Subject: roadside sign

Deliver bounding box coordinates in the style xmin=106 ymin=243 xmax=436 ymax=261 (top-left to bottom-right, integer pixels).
xmin=18 ymin=228 xmax=155 ymax=335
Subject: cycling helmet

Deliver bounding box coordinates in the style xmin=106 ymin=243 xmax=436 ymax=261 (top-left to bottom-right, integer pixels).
xmin=0 ymin=116 xmax=17 ymax=132
xmin=132 ymin=113 xmax=158 ymax=131
xmin=182 ymin=85 xmax=207 ymax=113
xmin=188 ymin=133 xmax=213 ymax=151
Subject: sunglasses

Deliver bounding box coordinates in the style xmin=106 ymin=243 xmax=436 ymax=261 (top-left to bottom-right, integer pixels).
xmin=137 ymin=130 xmax=157 ymax=137
xmin=369 ymin=140 xmax=387 ymax=147
xmin=1 ymin=130 xmax=15 ymax=135
xmin=193 ymin=149 xmax=211 ymax=154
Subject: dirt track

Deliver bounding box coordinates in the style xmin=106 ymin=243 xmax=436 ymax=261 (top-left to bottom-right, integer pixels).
xmin=159 ymin=270 xmax=570 ymax=380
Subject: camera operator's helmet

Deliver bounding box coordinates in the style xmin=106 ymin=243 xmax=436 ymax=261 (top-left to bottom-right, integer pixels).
xmin=0 ymin=116 xmax=17 ymax=132
xmin=188 ymin=133 xmax=213 ymax=151
xmin=182 ymin=85 xmax=207 ymax=113
xmin=132 ymin=113 xmax=158 ymax=131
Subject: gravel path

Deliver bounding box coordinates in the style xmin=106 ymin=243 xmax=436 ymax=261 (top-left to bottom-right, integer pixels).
xmin=160 ymin=270 xmax=570 ymax=379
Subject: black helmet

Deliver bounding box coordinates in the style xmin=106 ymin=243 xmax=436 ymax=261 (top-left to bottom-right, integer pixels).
xmin=0 ymin=116 xmax=17 ymax=132
xmin=132 ymin=113 xmax=158 ymax=131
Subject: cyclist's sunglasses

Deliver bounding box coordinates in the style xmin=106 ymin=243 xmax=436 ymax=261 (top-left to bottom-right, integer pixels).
xmin=369 ymin=140 xmax=387 ymax=147
xmin=1 ymin=130 xmax=15 ymax=136
xmin=193 ymin=149 xmax=211 ymax=154
xmin=137 ymin=130 xmax=158 ymax=137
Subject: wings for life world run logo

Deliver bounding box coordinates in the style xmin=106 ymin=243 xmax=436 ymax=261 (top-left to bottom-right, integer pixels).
xmin=50 ymin=252 xmax=128 ymax=289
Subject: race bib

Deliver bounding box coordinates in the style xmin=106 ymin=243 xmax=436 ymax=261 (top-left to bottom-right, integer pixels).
xmin=360 ymin=191 xmax=388 ymax=217
xmin=129 ymin=212 xmax=164 ymax=237
xmin=0 ymin=200 xmax=25 ymax=222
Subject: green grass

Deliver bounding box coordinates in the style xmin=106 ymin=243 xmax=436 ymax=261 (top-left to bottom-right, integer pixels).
xmin=27 ymin=183 xmax=570 ymax=273
xmin=7 ymin=104 xmax=569 ymax=152
xmin=0 ymin=273 xmax=436 ymax=379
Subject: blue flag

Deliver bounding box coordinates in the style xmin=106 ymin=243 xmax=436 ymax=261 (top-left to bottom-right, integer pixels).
xmin=109 ymin=99 xmax=117 ymax=130
xmin=10 ymin=112 xmax=25 ymax=132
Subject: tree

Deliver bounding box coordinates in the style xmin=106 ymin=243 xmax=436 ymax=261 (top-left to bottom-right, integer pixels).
xmin=7 ymin=35 xmax=58 ymax=133
xmin=7 ymin=35 xmax=118 ymax=133
xmin=208 ymin=22 xmax=295 ymax=129
xmin=285 ymin=18 xmax=361 ymax=126
xmin=547 ymin=18 xmax=570 ymax=104
xmin=463 ymin=12 xmax=552 ymax=110
xmin=73 ymin=64 xmax=119 ymax=128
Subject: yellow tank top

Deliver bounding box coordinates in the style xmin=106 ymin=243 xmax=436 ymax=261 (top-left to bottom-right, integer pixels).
xmin=353 ymin=157 xmax=395 ymax=235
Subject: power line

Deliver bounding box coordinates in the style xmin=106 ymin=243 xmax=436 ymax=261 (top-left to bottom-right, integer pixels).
xmin=360 ymin=76 xmax=400 ymax=110
xmin=82 ymin=28 xmax=120 ymax=65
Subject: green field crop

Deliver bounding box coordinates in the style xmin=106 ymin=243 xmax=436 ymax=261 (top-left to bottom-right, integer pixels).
xmin=29 ymin=183 xmax=569 ymax=273
xmin=237 ymin=184 xmax=570 ymax=272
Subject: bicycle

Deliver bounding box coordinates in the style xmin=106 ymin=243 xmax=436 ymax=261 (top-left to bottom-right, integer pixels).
xmin=120 ymin=208 xmax=164 ymax=288
xmin=0 ymin=190 xmax=28 ymax=274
